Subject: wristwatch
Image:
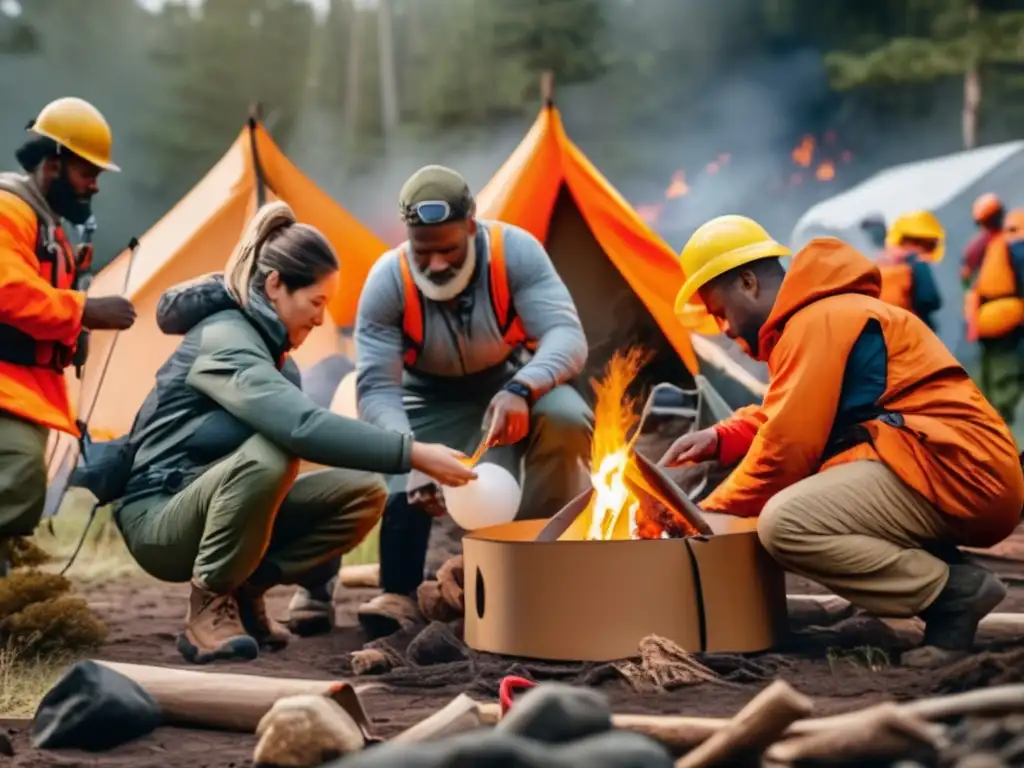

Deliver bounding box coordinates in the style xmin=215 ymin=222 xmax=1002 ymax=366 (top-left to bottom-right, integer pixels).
xmin=503 ymin=379 xmax=533 ymax=404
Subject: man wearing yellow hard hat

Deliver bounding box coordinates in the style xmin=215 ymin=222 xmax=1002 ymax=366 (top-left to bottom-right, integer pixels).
xmin=874 ymin=209 xmax=944 ymax=330
xmin=660 ymin=215 xmax=1023 ymax=667
xmin=0 ymin=97 xmax=136 ymax=575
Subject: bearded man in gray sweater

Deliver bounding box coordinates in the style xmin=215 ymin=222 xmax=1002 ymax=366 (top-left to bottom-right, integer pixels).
xmin=304 ymin=165 xmax=592 ymax=637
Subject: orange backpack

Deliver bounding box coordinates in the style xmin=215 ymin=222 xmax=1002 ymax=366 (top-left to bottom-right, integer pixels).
xmin=397 ymin=223 xmax=535 ymax=367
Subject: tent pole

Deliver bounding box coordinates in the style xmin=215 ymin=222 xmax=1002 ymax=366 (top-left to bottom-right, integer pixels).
xmin=247 ymin=102 xmax=268 ymax=208
xmin=541 ymin=70 xmax=554 ymax=109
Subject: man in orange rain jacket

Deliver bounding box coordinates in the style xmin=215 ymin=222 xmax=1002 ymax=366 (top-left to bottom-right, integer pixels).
xmin=662 ymin=215 xmax=1024 ymax=667
xmin=965 ymin=207 xmax=1024 ymax=425
xmin=962 ymin=193 xmax=1005 ymax=290
xmin=0 ymin=98 xmax=136 ymax=575
xmin=874 ymin=210 xmax=944 ymax=330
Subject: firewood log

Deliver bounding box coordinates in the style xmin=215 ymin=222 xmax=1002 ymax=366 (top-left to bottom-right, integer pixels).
xmin=339 ymin=564 xmax=380 ymax=588
xmin=785 ymin=595 xmax=1024 ymax=643
xmin=96 ymin=661 xmax=379 ymax=735
xmin=675 ymin=679 xmax=813 ymax=768
xmin=764 ymin=703 xmax=943 ymax=766
xmin=477 ymin=685 xmax=1024 ymax=754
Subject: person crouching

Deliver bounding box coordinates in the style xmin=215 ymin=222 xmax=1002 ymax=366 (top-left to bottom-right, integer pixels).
xmin=113 ymin=201 xmax=476 ymax=664
xmin=662 ymin=215 xmax=1024 ymax=667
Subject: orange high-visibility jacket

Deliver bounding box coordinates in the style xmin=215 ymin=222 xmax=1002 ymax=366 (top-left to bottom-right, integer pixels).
xmin=0 ymin=189 xmax=84 ymax=434
xmin=704 ymin=238 xmax=1023 ymax=548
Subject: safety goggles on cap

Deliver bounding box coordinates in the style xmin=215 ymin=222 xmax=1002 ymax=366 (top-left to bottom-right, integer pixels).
xmin=402 ymin=199 xmax=468 ymax=226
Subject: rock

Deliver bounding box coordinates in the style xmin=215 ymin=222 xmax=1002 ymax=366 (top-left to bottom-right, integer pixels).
xmin=253 ymin=694 xmax=365 ymax=768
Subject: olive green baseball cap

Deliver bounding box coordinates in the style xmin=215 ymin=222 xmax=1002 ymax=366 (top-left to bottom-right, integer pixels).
xmin=398 ymin=164 xmax=475 ymax=225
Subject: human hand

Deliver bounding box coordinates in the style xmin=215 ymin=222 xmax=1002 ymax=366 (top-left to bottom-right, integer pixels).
xmin=410 ymin=443 xmax=477 ymax=486
xmin=658 ymin=427 xmax=720 ymax=468
xmin=482 ymin=389 xmax=530 ymax=447
xmin=82 ymin=296 xmax=137 ymax=331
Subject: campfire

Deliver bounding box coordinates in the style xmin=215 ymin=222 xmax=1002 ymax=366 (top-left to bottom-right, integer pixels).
xmin=562 ymin=347 xmax=708 ymax=543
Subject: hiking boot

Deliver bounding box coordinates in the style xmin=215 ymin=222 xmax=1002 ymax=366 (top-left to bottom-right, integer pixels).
xmin=176 ymin=582 xmax=259 ymax=664
xmin=902 ymin=561 xmax=1008 ymax=668
xmin=238 ymin=584 xmax=292 ymax=651
xmin=286 ymin=577 xmax=337 ymax=637
xmin=357 ymin=593 xmax=422 ymax=639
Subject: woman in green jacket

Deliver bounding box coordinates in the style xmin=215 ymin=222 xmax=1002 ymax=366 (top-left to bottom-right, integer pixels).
xmin=116 ymin=201 xmax=475 ymax=664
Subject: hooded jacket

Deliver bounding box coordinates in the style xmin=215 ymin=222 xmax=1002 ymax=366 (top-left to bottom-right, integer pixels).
xmin=703 ymin=238 xmax=1023 ymax=548
xmin=0 ymin=172 xmax=84 ymax=434
xmin=120 ymin=274 xmax=412 ymax=505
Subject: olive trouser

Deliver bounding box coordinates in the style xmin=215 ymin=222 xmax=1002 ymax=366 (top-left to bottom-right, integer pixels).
xmin=0 ymin=412 xmax=49 ymax=539
xmin=116 ymin=434 xmax=387 ymax=594
xmin=758 ymin=460 xmax=954 ymax=618
xmin=380 ymin=378 xmax=593 ymax=596
xmin=979 ymin=334 xmax=1024 ymax=426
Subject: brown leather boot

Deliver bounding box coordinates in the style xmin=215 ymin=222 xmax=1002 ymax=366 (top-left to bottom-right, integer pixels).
xmin=238 ymin=584 xmax=292 ymax=651
xmin=177 ymin=582 xmax=259 ymax=664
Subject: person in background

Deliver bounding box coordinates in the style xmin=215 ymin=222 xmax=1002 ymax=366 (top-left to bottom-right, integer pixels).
xmin=859 ymin=212 xmax=887 ymax=255
xmin=662 ymin=215 xmax=1023 ymax=668
xmin=113 ymin=201 xmax=476 ymax=664
xmin=0 ymin=98 xmax=136 ymax=576
xmin=962 ymin=193 xmax=1005 ymax=290
xmin=874 ymin=210 xmax=944 ymax=330
xmin=344 ymin=164 xmax=593 ymax=638
xmin=965 ymin=207 xmax=1024 ymax=426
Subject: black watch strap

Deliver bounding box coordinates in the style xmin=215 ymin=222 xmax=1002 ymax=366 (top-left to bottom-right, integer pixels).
xmin=504 ymin=379 xmax=533 ymax=403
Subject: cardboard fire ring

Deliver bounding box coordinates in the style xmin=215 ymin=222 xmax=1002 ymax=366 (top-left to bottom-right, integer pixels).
xmin=463 ymin=452 xmax=788 ymax=662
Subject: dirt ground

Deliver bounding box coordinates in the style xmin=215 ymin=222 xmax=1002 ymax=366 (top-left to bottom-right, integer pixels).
xmin=4 ymin=522 xmax=1024 ymax=768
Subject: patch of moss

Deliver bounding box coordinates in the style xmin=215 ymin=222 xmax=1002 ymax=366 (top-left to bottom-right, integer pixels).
xmin=0 ymin=570 xmax=72 ymax=617
xmin=0 ymin=569 xmax=107 ymax=654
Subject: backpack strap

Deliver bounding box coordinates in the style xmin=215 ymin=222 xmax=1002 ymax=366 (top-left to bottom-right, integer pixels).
xmin=398 ymin=248 xmax=425 ymax=367
xmin=486 ymin=224 xmax=533 ymax=350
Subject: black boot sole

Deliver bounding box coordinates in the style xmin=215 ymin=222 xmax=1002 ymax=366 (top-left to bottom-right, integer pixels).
xmin=176 ymin=633 xmax=259 ymax=664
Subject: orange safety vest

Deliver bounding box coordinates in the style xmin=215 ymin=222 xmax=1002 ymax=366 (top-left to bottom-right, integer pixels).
xmin=965 ymin=233 xmax=1024 ymax=340
xmin=398 ymin=223 xmax=536 ymax=368
xmin=0 ymin=189 xmax=82 ymax=434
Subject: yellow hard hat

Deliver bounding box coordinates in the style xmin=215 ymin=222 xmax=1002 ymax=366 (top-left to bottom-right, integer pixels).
xmin=674 ymin=215 xmax=790 ymax=316
xmin=29 ymin=97 xmax=119 ymax=172
xmin=885 ymin=210 xmax=944 ymax=263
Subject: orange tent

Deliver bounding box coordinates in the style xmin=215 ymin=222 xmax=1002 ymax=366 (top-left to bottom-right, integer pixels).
xmin=476 ymin=99 xmax=700 ymax=386
xmin=45 ymin=120 xmax=384 ymax=510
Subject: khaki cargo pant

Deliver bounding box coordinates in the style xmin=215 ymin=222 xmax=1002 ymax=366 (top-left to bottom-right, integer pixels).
xmin=116 ymin=434 xmax=387 ymax=593
xmin=0 ymin=412 xmax=49 ymax=538
xmin=757 ymin=460 xmax=953 ymax=618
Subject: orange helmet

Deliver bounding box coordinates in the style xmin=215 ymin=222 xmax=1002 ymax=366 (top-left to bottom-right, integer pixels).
xmin=972 ymin=193 xmax=1003 ymax=223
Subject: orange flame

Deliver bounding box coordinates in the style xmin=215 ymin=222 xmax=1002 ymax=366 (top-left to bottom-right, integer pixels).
xmin=791 ymin=135 xmax=815 ymax=168
xmin=665 ymin=170 xmax=689 ymax=199
xmin=583 ymin=347 xmax=652 ymax=541
xmin=815 ymin=161 xmax=835 ymax=181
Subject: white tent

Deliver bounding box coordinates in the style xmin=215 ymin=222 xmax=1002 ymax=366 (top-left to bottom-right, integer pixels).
xmin=788 ymin=140 xmax=1024 ymax=360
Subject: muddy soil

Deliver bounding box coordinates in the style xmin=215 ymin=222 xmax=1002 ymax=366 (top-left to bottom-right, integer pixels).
xmin=4 ymin=522 xmax=1024 ymax=768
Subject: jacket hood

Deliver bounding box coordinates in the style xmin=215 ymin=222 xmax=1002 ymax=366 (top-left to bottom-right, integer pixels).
xmin=0 ymin=172 xmax=59 ymax=229
xmin=157 ymin=273 xmax=290 ymax=355
xmin=758 ymin=237 xmax=881 ymax=360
